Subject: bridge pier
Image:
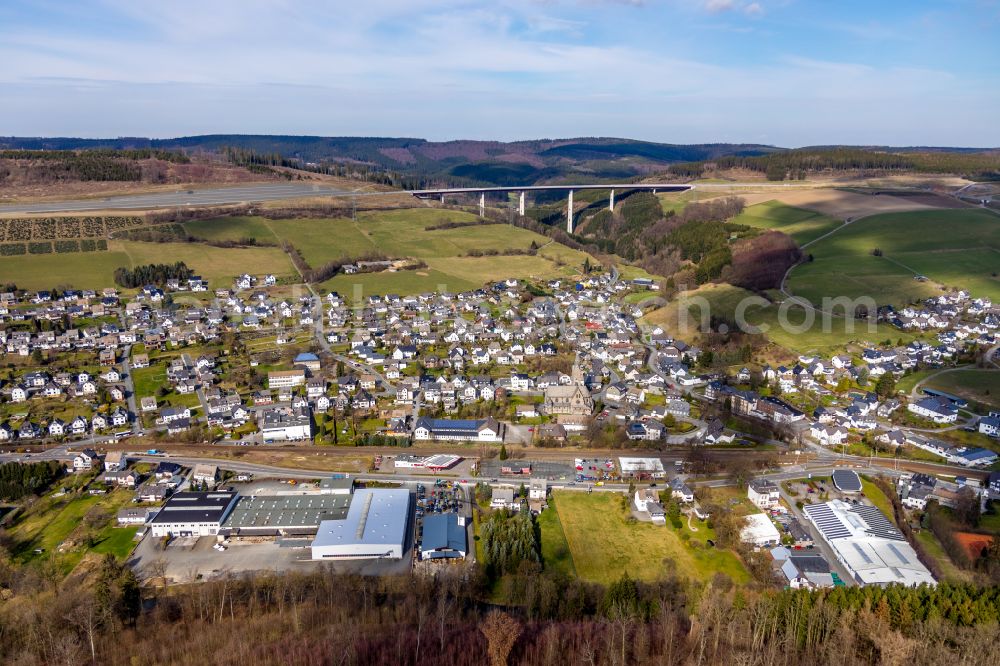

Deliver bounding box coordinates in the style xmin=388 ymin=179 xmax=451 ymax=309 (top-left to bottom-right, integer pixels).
xmin=609 ymin=188 xmax=615 ymax=211
xmin=566 ymin=190 xmax=574 ymax=233
xmin=518 ymin=191 xmax=525 ymax=216
xmin=440 ymin=193 xmax=445 ymax=205
xmin=479 ymin=192 xmax=485 ymax=218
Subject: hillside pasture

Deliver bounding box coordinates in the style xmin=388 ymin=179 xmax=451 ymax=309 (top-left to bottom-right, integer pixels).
xmin=729 ymin=200 xmax=842 ymax=246
xmin=922 ymin=368 xmax=1000 ymax=410
xmin=734 ymin=187 xmax=938 ymax=219
xmin=0 ymin=250 xmax=130 ymax=291
xmin=786 ymin=209 xmax=1000 ymax=305
xmin=643 ymin=282 xmax=911 ymax=356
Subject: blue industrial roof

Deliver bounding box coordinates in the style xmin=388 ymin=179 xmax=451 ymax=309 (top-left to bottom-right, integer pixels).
xmin=421 ymin=514 xmax=466 ymax=558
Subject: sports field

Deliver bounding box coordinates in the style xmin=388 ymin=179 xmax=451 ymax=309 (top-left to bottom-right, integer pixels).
xmin=786 ymin=209 xmax=1000 ymax=305
xmin=548 ymin=491 xmax=749 ymax=585
xmin=729 ymin=200 xmax=843 ymax=246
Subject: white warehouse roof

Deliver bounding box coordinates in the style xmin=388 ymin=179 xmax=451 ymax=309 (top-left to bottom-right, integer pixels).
xmin=618 ymin=457 xmax=665 ymax=474
xmin=311 ymin=488 xmax=410 ymax=560
xmin=802 ymin=500 xmax=935 ymax=587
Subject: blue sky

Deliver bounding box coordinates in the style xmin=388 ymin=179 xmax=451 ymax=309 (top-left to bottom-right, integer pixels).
xmin=1 ymin=0 xmax=998 ymax=145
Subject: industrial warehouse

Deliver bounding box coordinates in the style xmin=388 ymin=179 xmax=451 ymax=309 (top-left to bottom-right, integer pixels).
xmin=220 ymin=494 xmax=352 ymax=537
xmin=311 ymin=488 xmax=412 ymax=560
xmin=802 ymin=500 xmax=936 ymax=587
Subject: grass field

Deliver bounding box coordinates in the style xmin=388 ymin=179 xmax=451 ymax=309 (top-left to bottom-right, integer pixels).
xmin=786 ymin=209 xmax=1000 ymax=306
xmin=537 ymin=494 xmax=576 ymax=577
xmin=860 ymin=476 xmax=895 ymax=523
xmin=922 ymin=368 xmax=1000 ymax=410
xmin=0 ymin=240 xmax=296 ymax=291
xmin=550 ymin=491 xmax=749 ymax=585
xmin=8 ymin=486 xmax=135 ymax=573
xmin=185 ymin=208 xmax=596 ymax=299
xmin=644 ymin=283 xmax=913 ymax=356
xmin=0 ymin=250 xmax=131 ymax=291
xmin=730 ymin=200 xmax=843 ymax=246
xmin=112 ymin=240 xmax=296 ymax=284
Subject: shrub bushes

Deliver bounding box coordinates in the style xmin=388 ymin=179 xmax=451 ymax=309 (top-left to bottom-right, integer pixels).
xmin=28 ymin=242 xmax=53 ymax=254
xmin=0 ymin=243 xmax=27 ymax=255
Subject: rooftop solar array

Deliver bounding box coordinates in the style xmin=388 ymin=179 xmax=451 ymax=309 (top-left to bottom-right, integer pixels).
xmin=802 ymin=503 xmax=852 ymax=540
xmin=850 ymin=504 xmax=904 ymax=541
xmin=832 ymin=469 xmax=863 ymax=493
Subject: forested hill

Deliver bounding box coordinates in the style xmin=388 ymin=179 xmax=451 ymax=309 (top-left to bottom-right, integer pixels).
xmin=666 ymin=147 xmax=1000 ymax=181
xmin=2 ymin=136 xmax=998 ymax=187
xmin=0 ymin=136 xmax=779 ymax=187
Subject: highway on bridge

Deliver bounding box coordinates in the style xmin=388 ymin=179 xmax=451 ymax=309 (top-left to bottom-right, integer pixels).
xmin=0 ymin=181 xmax=690 ymax=214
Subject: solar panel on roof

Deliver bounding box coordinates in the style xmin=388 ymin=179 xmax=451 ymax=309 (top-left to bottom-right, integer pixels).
xmin=832 ymin=469 xmax=862 ymax=492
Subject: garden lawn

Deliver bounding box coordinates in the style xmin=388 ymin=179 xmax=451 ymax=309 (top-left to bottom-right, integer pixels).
xmin=552 ymin=491 xmax=749 ymax=585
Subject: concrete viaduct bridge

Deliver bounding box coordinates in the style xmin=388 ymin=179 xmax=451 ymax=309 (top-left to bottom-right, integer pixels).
xmin=409 ymin=183 xmax=692 ymax=233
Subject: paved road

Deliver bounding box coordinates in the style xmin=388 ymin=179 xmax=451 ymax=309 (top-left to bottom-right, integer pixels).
xmin=0 ymin=183 xmax=383 ymax=213
xmin=0 ymin=180 xmax=839 ymax=215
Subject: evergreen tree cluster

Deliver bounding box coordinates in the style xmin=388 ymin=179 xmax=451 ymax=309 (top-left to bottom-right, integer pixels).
xmin=0 ymin=461 xmax=64 ymax=500
xmin=113 ymin=261 xmax=194 ymax=288
xmin=479 ymin=509 xmax=540 ymax=577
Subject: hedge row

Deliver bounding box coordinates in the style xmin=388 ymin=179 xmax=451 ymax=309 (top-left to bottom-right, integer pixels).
xmin=0 ymin=243 xmax=27 ymax=255
xmin=54 ymin=240 xmax=80 ymax=253
xmin=80 ymin=239 xmax=108 ymax=252
xmin=28 ymin=242 xmax=52 ymax=254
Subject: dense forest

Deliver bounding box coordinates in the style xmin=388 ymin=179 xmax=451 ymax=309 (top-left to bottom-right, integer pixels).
xmin=667 ymin=147 xmax=1000 ymax=181
xmin=0 ymin=555 xmax=997 ymax=665
xmin=569 ymin=193 xmax=799 ymax=289
xmin=0 ymin=461 xmax=64 ymax=501
xmin=113 ymin=262 xmax=194 ymax=288
xmin=0 ymin=149 xmax=189 ymax=182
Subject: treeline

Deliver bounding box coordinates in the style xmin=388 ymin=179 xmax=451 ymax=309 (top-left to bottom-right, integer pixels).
xmin=668 ymin=148 xmax=1000 ymax=181
xmin=0 ymin=558 xmax=999 ymax=665
xmin=0 ymin=149 xmax=190 ymax=182
xmin=282 ymin=242 xmax=394 ymax=283
xmin=118 ymin=224 xmax=272 ymax=248
xmin=425 ymin=219 xmax=504 ymax=231
xmin=466 ymin=246 xmax=538 ymax=257
xmin=113 ymin=262 xmax=194 ymax=288
xmin=0 ymin=461 xmax=64 ymax=501
xmin=0 ymin=148 xmax=189 ymax=163
xmin=223 ymin=146 xmax=428 ymax=190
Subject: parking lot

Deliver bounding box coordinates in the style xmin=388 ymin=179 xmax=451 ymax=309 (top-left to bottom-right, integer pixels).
xmin=413 ymin=480 xmax=471 ymax=562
